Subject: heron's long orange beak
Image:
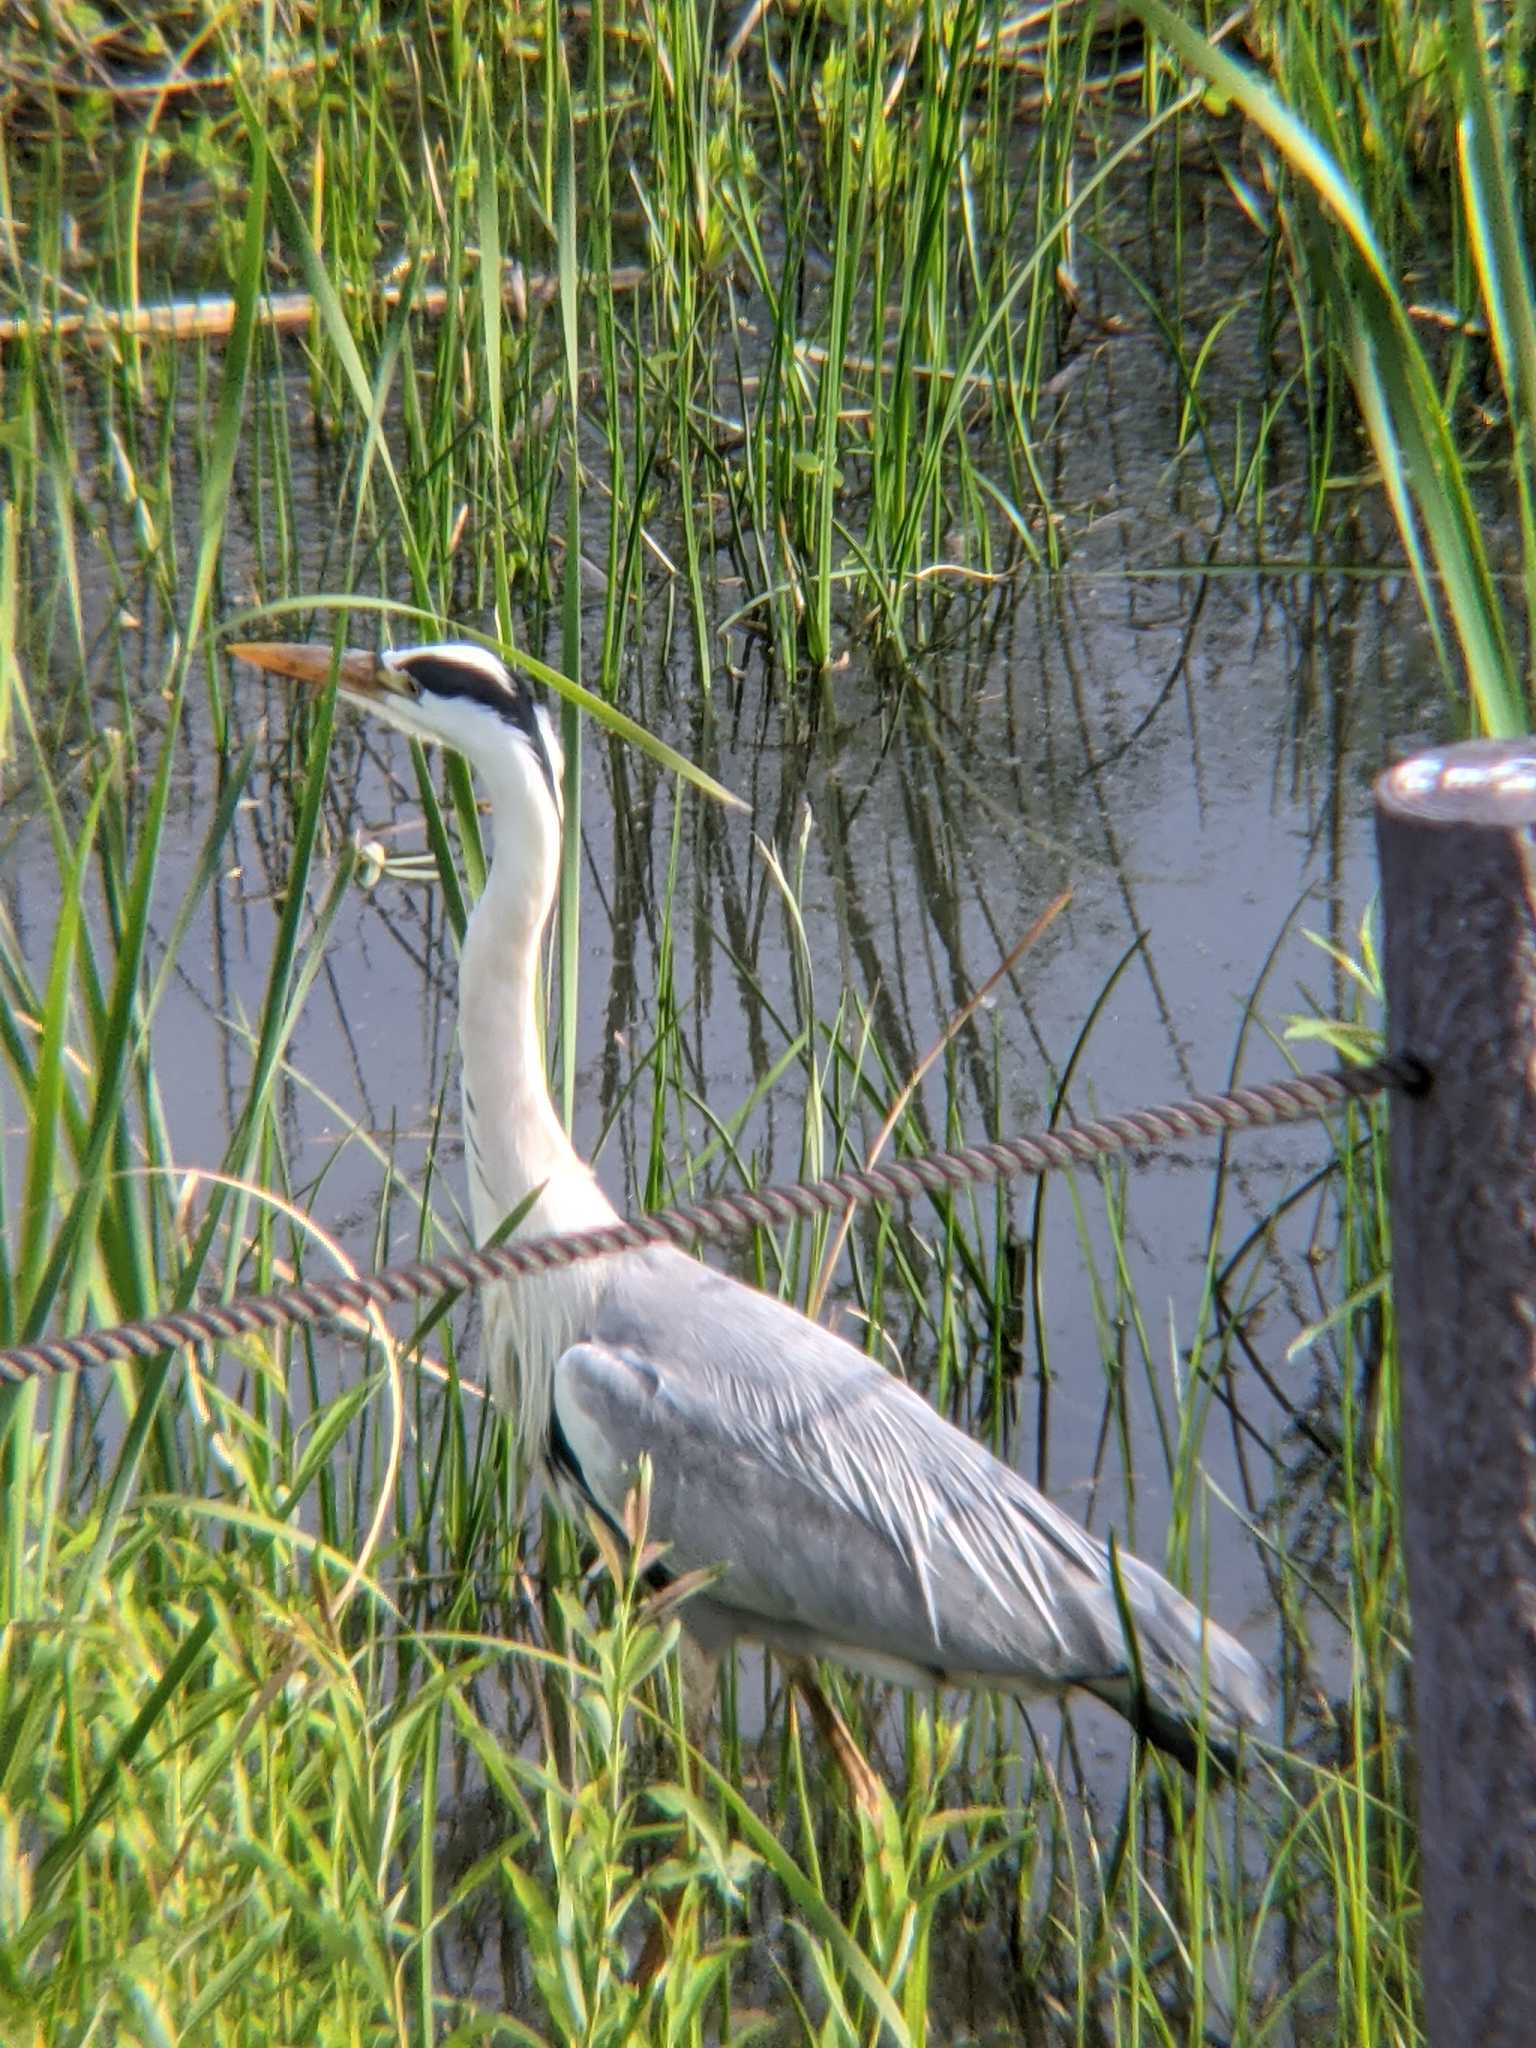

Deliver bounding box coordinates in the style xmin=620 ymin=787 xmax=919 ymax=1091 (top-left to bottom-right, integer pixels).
xmin=228 ymin=642 xmax=413 ymax=700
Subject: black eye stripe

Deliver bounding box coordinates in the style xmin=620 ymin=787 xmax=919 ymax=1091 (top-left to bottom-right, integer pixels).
xmin=392 ymin=652 xmax=560 ymax=807
xmin=393 ymin=652 xmax=524 ymax=720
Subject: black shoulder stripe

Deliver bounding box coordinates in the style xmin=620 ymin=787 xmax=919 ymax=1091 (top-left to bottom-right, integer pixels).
xmin=545 ymin=1409 xmax=670 ymax=1589
xmin=547 ymin=1408 xmax=622 ymax=1538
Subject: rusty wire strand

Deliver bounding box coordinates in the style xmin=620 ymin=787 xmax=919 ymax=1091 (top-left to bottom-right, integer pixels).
xmin=0 ymin=1053 xmax=1426 ymax=1387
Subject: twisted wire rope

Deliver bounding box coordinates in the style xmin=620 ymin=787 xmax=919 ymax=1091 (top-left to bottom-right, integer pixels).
xmin=0 ymin=1052 xmax=1426 ymax=1387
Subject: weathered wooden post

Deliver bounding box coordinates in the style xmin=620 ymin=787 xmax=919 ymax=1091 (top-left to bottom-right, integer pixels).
xmin=1376 ymin=741 xmax=1536 ymax=2044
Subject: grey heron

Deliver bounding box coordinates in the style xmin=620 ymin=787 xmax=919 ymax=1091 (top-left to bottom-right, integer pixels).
xmin=232 ymin=637 xmax=1270 ymax=1783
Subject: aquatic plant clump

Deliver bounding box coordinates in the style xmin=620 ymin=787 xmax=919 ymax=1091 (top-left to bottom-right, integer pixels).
xmin=4 ymin=0 xmax=1507 ymax=2036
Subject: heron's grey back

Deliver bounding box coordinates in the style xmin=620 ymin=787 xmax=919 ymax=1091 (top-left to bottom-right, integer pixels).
xmin=553 ymin=1248 xmax=1269 ymax=1740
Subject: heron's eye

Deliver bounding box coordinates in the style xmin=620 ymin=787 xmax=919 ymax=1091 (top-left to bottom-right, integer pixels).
xmin=395 ymin=652 xmax=521 ymax=721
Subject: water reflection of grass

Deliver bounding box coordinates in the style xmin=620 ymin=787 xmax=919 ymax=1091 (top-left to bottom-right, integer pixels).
xmin=3 ymin=0 xmax=1519 ymax=2036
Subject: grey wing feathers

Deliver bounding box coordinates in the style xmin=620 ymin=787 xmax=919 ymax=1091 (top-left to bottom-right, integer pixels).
xmin=551 ymin=1249 xmax=1270 ymax=1744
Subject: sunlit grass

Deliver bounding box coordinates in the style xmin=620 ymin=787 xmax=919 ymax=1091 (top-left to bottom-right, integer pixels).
xmin=1128 ymin=0 xmax=1532 ymax=732
xmin=4 ymin=0 xmax=1517 ymax=2036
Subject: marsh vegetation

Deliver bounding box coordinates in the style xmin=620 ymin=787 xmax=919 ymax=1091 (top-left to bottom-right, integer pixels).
xmin=2 ymin=0 xmax=1530 ymax=2039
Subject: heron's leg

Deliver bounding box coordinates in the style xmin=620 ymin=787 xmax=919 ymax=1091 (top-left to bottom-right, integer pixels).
xmin=676 ymin=1625 xmax=720 ymax=1758
xmin=631 ymin=1625 xmax=719 ymax=1991
xmin=788 ymin=1658 xmax=886 ymax=1821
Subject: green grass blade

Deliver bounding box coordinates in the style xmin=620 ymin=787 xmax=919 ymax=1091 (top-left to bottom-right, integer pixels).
xmin=1123 ymin=0 xmax=1524 ymax=732
xmin=555 ymin=40 xmax=583 ymax=1133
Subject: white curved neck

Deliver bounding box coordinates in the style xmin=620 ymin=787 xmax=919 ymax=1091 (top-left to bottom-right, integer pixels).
xmin=457 ymin=814 xmax=617 ymax=1245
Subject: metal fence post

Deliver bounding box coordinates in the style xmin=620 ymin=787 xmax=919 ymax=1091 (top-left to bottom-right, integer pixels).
xmin=1376 ymin=740 xmax=1536 ymax=2044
